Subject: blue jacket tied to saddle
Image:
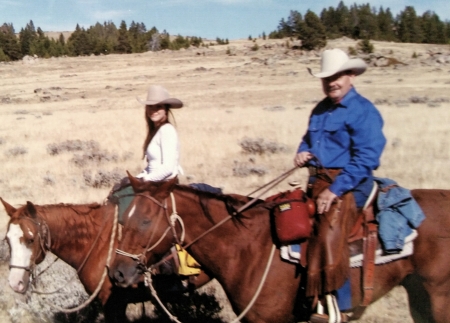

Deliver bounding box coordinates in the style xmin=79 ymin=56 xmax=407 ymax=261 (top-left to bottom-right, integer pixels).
xmin=374 ymin=177 xmax=425 ymax=252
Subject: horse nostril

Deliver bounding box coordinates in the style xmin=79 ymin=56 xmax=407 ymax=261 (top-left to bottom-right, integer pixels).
xmin=114 ymin=270 xmax=125 ymax=283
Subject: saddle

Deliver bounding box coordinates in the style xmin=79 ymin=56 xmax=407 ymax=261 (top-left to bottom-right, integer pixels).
xmin=266 ymin=180 xmax=379 ymax=320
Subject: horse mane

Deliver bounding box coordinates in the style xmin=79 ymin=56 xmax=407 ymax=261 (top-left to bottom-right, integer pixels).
xmin=175 ymin=184 xmax=266 ymax=225
xmin=40 ymin=202 xmax=104 ymax=215
xmin=22 ymin=202 xmax=112 ymax=245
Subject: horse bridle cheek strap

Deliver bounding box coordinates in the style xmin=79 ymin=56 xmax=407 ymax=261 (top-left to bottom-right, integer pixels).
xmin=9 ymin=217 xmax=51 ymax=272
xmin=116 ymin=193 xmax=185 ymax=265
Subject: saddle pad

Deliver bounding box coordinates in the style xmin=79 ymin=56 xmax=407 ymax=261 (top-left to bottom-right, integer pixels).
xmin=350 ymin=229 xmax=417 ymax=268
xmin=110 ymin=185 xmax=134 ymax=225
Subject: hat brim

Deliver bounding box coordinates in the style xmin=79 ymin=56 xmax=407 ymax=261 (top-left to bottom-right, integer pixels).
xmin=136 ymin=97 xmax=183 ymax=109
xmin=308 ymin=58 xmax=367 ymax=78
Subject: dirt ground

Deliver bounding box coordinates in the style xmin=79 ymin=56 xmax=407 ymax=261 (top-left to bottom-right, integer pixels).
xmin=0 ymin=37 xmax=449 ymax=322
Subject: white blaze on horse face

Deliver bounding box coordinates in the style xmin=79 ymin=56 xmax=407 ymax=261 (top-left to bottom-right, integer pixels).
xmin=7 ymin=223 xmax=33 ymax=293
xmin=128 ymin=204 xmax=136 ymax=219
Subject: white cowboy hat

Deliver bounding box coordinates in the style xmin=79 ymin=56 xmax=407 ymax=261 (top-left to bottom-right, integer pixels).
xmin=137 ymin=85 xmax=183 ymax=109
xmin=307 ymin=48 xmax=367 ymax=78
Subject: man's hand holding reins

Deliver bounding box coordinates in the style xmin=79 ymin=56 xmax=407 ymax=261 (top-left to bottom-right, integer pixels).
xmin=294 ymin=151 xmax=313 ymax=167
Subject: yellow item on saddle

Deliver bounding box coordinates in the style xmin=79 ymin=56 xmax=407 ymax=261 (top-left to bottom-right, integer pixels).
xmin=175 ymin=244 xmax=201 ymax=276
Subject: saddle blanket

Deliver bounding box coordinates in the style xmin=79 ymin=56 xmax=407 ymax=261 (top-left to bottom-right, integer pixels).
xmin=350 ymin=229 xmax=417 ymax=268
xmin=280 ymin=229 xmax=417 ymax=267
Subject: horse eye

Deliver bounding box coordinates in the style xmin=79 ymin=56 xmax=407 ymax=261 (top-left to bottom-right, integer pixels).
xmin=142 ymin=219 xmax=151 ymax=225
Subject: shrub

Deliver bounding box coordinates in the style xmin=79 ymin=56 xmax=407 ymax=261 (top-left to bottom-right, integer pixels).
xmin=232 ymin=162 xmax=267 ymax=177
xmin=357 ymin=39 xmax=374 ymax=54
xmin=14 ymin=110 xmax=29 ymax=115
xmin=348 ymin=46 xmax=357 ymax=56
xmin=71 ymin=149 xmax=119 ymax=167
xmin=47 ymin=140 xmax=100 ymax=155
xmin=83 ymin=168 xmax=123 ymax=188
xmin=5 ymin=146 xmax=28 ymax=157
xmin=239 ymin=137 xmax=287 ymax=155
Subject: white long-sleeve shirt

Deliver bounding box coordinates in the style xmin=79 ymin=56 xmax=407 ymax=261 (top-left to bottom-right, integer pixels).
xmin=136 ymin=123 xmax=180 ymax=181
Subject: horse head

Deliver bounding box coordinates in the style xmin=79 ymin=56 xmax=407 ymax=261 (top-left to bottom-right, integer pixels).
xmin=1 ymin=198 xmax=49 ymax=294
xmin=109 ymin=174 xmax=178 ymax=288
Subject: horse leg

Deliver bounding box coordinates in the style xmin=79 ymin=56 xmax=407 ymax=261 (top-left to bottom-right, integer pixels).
xmin=421 ymin=280 xmax=450 ymax=323
xmin=402 ymin=274 xmax=434 ymax=323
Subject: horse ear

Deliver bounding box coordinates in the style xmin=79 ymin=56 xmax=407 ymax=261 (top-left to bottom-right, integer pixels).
xmin=127 ymin=170 xmax=147 ymax=192
xmin=0 ymin=197 xmax=17 ymax=217
xmin=26 ymin=201 xmax=38 ymax=218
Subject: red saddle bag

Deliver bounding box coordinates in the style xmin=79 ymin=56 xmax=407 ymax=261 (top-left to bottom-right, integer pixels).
xmin=265 ymin=188 xmax=316 ymax=244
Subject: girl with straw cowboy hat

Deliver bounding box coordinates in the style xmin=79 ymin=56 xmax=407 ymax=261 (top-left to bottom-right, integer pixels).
xmin=108 ymin=85 xmax=183 ymax=221
xmin=136 ymin=85 xmax=183 ymax=182
xmin=294 ymin=49 xmax=386 ymax=321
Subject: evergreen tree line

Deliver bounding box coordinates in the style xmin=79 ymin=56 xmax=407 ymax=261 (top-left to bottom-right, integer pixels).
xmin=270 ymin=2 xmax=450 ymax=50
xmin=0 ymin=20 xmax=205 ymax=62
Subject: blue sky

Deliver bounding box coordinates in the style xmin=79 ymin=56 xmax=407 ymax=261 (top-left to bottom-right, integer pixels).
xmin=1 ymin=0 xmax=449 ymax=40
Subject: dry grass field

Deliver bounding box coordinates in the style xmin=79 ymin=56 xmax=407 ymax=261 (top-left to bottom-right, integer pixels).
xmin=0 ymin=37 xmax=449 ymax=322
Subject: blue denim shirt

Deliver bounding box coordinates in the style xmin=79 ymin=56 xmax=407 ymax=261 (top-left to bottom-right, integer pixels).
xmin=375 ymin=177 xmax=426 ymax=251
xmin=298 ymin=87 xmax=386 ymax=197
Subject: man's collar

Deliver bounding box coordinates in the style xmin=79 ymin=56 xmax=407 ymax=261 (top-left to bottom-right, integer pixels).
xmin=333 ymin=86 xmax=356 ymax=107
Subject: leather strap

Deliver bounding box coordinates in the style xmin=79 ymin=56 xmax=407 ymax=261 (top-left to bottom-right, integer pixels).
xmin=362 ymin=221 xmax=377 ymax=306
xmin=351 ymin=204 xmax=378 ymax=320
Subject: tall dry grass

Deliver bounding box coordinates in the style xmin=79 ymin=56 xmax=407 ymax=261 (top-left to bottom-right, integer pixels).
xmin=0 ymin=37 xmax=449 ymax=322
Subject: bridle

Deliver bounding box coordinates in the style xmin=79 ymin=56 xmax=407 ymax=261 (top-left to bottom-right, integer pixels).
xmin=8 ymin=216 xmax=51 ymax=273
xmin=115 ymin=192 xmax=185 ymax=269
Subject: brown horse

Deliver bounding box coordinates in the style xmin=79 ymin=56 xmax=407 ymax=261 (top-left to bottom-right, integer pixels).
xmin=109 ymin=175 xmax=450 ymax=323
xmin=0 ymin=198 xmax=155 ymax=323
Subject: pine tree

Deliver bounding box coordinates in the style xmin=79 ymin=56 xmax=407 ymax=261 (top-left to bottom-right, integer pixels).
xmin=377 ymin=7 xmax=396 ymax=41
xmin=335 ymin=1 xmax=352 ymax=37
xmin=115 ymin=20 xmax=132 ymax=54
xmin=420 ymin=11 xmax=446 ymax=44
xmin=67 ymin=24 xmax=92 ymax=56
xmin=0 ymin=23 xmax=22 ymax=61
xmin=397 ymin=6 xmax=423 ymax=43
xmin=128 ymin=21 xmax=148 ymax=53
xmin=299 ymin=10 xmax=327 ymax=50
xmin=19 ymin=20 xmax=38 ymax=56
xmin=321 ymin=7 xmax=340 ymax=38
xmin=355 ymin=4 xmax=379 ymax=39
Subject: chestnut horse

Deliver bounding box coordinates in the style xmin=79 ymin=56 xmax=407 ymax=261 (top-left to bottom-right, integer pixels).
xmin=0 ymin=198 xmax=155 ymax=323
xmin=109 ymin=175 xmax=450 ymax=323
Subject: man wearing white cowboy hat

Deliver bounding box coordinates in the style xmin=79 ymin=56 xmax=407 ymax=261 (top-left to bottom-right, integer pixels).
xmin=294 ymin=49 xmax=386 ymax=319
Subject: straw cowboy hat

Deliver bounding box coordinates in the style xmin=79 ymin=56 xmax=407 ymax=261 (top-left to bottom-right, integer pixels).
xmin=308 ymin=48 xmax=367 ymax=78
xmin=137 ymin=85 xmax=183 ymax=109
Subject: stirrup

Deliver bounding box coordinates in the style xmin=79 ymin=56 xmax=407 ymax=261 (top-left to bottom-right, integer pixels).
xmin=310 ymin=295 xmax=349 ymax=323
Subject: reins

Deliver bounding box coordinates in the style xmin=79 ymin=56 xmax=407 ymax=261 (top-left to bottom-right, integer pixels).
xmin=148 ymin=166 xmax=298 ymax=271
